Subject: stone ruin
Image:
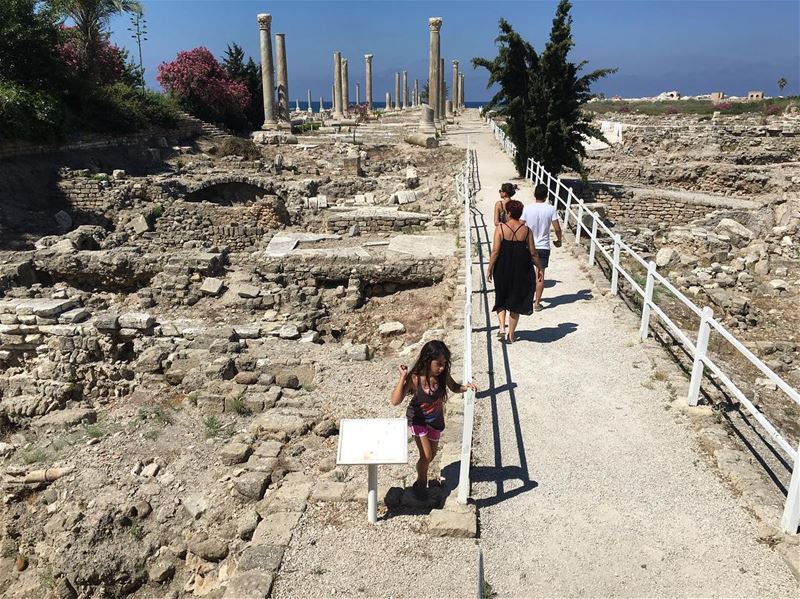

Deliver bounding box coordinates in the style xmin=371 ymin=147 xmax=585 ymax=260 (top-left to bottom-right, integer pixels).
xmin=0 ymin=48 xmax=474 ymax=599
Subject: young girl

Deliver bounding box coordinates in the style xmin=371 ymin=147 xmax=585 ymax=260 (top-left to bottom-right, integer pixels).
xmin=390 ymin=340 xmax=478 ymax=499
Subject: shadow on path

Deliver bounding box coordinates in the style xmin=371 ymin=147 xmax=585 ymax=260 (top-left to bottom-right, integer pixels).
xmin=515 ymin=322 xmax=578 ymax=344
xmin=469 ymin=207 xmax=538 ymax=509
xmin=544 ymin=289 xmax=593 ymax=308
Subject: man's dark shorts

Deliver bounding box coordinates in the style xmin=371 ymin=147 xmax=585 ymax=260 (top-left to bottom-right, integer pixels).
xmin=536 ymin=249 xmax=550 ymax=270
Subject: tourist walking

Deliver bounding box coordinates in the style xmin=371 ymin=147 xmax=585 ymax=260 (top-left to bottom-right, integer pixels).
xmin=521 ymin=184 xmax=563 ymax=311
xmin=493 ymin=182 xmax=518 ymax=226
xmin=390 ymin=340 xmax=478 ymax=499
xmin=487 ymin=199 xmax=544 ymax=343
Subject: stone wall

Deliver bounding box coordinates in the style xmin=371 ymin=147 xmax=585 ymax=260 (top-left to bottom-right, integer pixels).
xmin=151 ymin=199 xmax=289 ymax=251
xmin=323 ymin=208 xmax=430 ymax=234
xmin=569 ymin=182 xmax=754 ymax=226
xmin=0 ymin=121 xmax=202 ymax=161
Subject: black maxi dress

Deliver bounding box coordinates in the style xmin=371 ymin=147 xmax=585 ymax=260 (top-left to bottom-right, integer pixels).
xmin=492 ymin=223 xmax=535 ymax=316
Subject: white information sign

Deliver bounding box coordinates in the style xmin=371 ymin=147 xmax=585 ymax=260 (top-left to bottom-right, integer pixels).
xmin=337 ymin=418 xmax=408 ymax=465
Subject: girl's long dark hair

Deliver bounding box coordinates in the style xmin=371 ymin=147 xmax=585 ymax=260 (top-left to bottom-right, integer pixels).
xmin=408 ymin=340 xmax=451 ymax=401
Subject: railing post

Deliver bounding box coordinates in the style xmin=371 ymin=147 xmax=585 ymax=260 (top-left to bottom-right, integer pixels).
xmin=588 ymin=216 xmax=598 ymax=266
xmin=781 ymin=444 xmax=800 ymax=534
xmin=555 ymin=177 xmax=562 ymax=211
xmin=687 ymin=306 xmax=713 ymax=406
xmin=576 ymin=202 xmax=584 ymax=245
xmin=610 ymin=234 xmax=621 ymax=295
xmin=564 ymin=192 xmax=572 ymax=228
xmin=639 ymin=261 xmax=657 ymax=340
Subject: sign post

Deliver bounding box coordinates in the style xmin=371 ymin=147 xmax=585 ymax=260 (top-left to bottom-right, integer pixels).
xmin=336 ymin=418 xmax=408 ymax=524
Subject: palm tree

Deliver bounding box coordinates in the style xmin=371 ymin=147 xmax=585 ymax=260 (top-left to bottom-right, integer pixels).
xmin=56 ymin=0 xmax=141 ymax=56
xmin=777 ymin=77 xmax=787 ymax=94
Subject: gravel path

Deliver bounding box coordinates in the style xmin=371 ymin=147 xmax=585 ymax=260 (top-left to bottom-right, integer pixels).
xmin=448 ymin=113 xmax=799 ymax=598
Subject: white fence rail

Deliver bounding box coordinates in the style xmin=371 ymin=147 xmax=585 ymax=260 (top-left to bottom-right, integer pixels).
xmin=485 ymin=117 xmax=800 ymax=535
xmin=455 ymin=145 xmax=479 ymax=505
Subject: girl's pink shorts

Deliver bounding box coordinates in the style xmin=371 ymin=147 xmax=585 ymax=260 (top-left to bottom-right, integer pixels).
xmin=409 ymin=424 xmax=442 ymax=442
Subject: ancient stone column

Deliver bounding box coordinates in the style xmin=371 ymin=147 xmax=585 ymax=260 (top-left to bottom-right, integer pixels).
xmin=275 ymin=33 xmax=289 ymax=122
xmin=428 ymin=17 xmax=442 ymax=127
xmin=331 ymin=84 xmax=336 ymax=112
xmin=414 ymin=79 xmax=419 ymax=107
xmin=307 ymin=89 xmax=312 ymax=113
xmin=333 ymin=52 xmax=344 ymax=119
xmin=319 ymin=96 xmax=324 ymax=113
xmin=258 ymin=14 xmax=277 ymax=129
xmin=364 ymin=54 xmax=373 ymax=113
xmin=342 ymin=58 xmax=350 ymax=117
xmin=452 ymin=60 xmax=459 ymax=115
xmin=418 ymin=104 xmax=436 ymax=135
xmin=440 ymin=57 xmax=446 ymax=124
xmin=356 ymin=82 xmax=360 ymax=106
xmin=402 ymin=71 xmax=408 ymax=109
xmin=393 ymin=72 xmax=400 ymax=111
xmin=386 ymin=92 xmax=391 ymax=110
xmin=460 ymin=73 xmax=465 ymax=110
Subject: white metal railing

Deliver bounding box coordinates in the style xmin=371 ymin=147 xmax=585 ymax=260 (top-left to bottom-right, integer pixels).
xmin=485 ymin=120 xmax=800 ymax=535
xmin=455 ymin=145 xmax=479 ymax=504
xmin=488 ymin=118 xmax=517 ymax=158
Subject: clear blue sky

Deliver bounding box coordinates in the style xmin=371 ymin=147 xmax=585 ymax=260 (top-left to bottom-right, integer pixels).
xmin=109 ymin=1 xmax=800 ymax=101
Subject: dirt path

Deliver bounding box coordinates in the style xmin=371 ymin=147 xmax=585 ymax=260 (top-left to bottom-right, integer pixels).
xmin=447 ymin=113 xmax=798 ymax=597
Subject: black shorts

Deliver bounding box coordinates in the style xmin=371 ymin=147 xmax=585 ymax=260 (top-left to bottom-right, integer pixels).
xmin=536 ymin=249 xmax=550 ymax=270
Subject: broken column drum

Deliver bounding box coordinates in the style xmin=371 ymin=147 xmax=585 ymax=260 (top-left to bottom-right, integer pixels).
xmin=258 ymin=14 xmax=278 ymax=129
xmin=418 ymin=102 xmax=436 ymax=135
xmin=364 ymin=54 xmax=374 ymax=112
xmin=385 ymin=91 xmax=391 ymax=110
xmin=275 ymin=33 xmax=290 ymax=122
xmin=428 ymin=17 xmax=442 ymax=127
xmin=307 ymin=89 xmax=312 ymax=113
xmin=333 ymin=51 xmax=344 ymax=119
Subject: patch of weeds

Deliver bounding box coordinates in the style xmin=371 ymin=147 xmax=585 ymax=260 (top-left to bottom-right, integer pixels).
xmin=137 ymin=406 xmax=174 ymax=426
xmin=39 ymin=567 xmax=56 ymax=589
xmin=149 ymin=204 xmax=164 ymax=219
xmin=21 ymin=448 xmax=49 ymax=464
xmin=143 ymin=429 xmax=160 ymax=441
xmin=83 ymin=423 xmax=106 ymax=439
xmin=663 ymin=404 xmax=672 ymax=411
xmin=482 ymin=579 xmax=497 ymax=598
xmin=652 ymin=370 xmax=668 ymax=382
xmin=301 ymin=383 xmax=315 ymax=392
xmin=665 ymin=381 xmax=678 ymax=401
xmin=641 ymin=380 xmax=655 ymax=390
xmin=311 ymin=566 xmax=326 ymax=575
xmin=174 ymin=158 xmax=185 ymax=171
xmin=203 ymin=415 xmax=223 ymax=438
xmin=90 ymin=173 xmax=109 ymax=181
xmin=127 ymin=520 xmax=145 ymax=540
xmin=230 ymin=393 xmax=252 ymax=417
xmin=187 ymin=392 xmax=199 ymax=407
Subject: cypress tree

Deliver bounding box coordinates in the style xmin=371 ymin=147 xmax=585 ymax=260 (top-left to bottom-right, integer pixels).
xmin=529 ymin=0 xmax=616 ymax=176
xmin=474 ymin=2 xmax=615 ymax=177
xmin=472 ymin=19 xmax=537 ymax=176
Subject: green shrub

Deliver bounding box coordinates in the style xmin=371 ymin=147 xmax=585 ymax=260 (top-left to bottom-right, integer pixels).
xmin=212 ymin=136 xmax=261 ymax=159
xmin=0 ymin=80 xmax=65 ymax=141
xmin=72 ymin=83 xmax=180 ymax=134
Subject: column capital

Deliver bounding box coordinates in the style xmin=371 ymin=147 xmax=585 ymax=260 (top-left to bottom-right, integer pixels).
xmin=257 ymin=13 xmax=271 ymax=30
xmin=453 ymin=60 xmax=459 ymax=67
xmin=364 ymin=54 xmax=373 ymax=62
xmin=428 ymin=17 xmax=442 ymax=32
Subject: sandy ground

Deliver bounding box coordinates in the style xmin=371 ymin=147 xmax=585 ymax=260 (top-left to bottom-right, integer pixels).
xmin=448 ymin=113 xmax=799 ymax=598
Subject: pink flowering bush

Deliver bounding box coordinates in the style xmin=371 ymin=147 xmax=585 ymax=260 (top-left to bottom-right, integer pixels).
xmin=57 ymin=26 xmax=126 ymax=85
xmin=664 ymin=105 xmax=679 ymax=115
xmin=158 ymin=47 xmax=251 ymax=129
xmin=714 ymin=101 xmax=733 ymax=111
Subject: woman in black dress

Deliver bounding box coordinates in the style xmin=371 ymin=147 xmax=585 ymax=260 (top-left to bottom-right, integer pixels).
xmin=487 ymin=199 xmax=544 ymax=343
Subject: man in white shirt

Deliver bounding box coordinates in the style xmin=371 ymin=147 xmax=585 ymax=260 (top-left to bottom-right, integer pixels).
xmin=521 ymin=184 xmax=563 ymax=311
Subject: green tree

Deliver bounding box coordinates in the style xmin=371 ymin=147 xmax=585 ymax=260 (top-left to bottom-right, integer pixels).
xmin=222 ymin=42 xmax=263 ymax=129
xmin=0 ymin=0 xmax=67 ymax=88
xmin=778 ymin=77 xmax=787 ymax=94
xmin=419 ymin=79 xmax=448 ymax=105
xmin=472 ymin=18 xmax=537 ymax=175
xmin=54 ymin=0 xmax=141 ymax=66
xmin=473 ymin=2 xmax=615 ymax=177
